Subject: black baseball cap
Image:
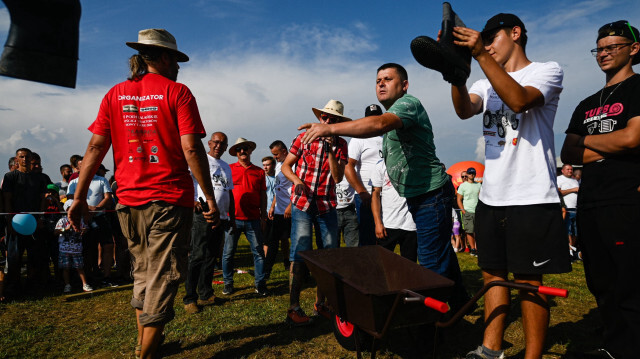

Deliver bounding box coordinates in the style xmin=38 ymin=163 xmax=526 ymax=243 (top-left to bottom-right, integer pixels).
xmin=597 ymin=20 xmax=639 ymax=42
xmin=365 ymin=104 xmax=383 ymax=117
xmin=466 ymin=167 xmax=476 ymax=175
xmin=482 ymin=13 xmax=527 ymax=36
xmin=597 ymin=20 xmax=640 ymax=65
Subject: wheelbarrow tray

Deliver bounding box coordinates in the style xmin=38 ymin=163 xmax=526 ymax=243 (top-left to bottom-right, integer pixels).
xmin=300 ymin=246 xmax=454 ymax=337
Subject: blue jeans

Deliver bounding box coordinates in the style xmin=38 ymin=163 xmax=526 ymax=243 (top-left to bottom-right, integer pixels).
xmin=222 ymin=219 xmax=265 ymax=287
xmin=355 ymin=194 xmax=377 ymax=246
xmin=565 ymin=209 xmax=577 ymax=236
xmin=406 ymin=182 xmax=468 ymax=307
xmin=290 ymin=206 xmax=338 ymax=262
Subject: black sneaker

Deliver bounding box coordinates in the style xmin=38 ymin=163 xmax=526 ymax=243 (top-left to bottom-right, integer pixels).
xmin=222 ymin=284 xmax=234 ymax=295
xmin=255 ymin=284 xmax=269 ymax=297
xmin=470 ymin=248 xmax=478 ymax=257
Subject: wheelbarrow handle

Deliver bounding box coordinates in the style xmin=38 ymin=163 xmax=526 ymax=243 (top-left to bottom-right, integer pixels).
xmin=537 ymin=285 xmax=568 ymax=298
xmin=401 ymin=289 xmax=449 ymax=313
xmin=436 ymin=280 xmax=569 ymax=328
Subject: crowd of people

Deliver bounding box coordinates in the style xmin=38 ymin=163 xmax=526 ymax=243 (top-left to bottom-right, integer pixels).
xmin=1 ymin=12 xmax=638 ymax=359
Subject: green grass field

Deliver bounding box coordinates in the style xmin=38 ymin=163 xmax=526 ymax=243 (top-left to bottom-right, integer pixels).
xmin=0 ymin=239 xmax=599 ymax=358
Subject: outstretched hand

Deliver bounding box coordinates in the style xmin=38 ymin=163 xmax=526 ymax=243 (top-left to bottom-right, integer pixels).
xmin=298 ymin=123 xmax=331 ymax=144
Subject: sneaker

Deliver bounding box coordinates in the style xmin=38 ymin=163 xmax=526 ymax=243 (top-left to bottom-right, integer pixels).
xmin=470 ymin=249 xmax=478 ymax=257
xmin=465 ymin=345 xmax=505 ymax=359
xmin=184 ymin=302 xmax=200 ymax=314
xmin=286 ymin=306 xmax=312 ymax=326
xmin=82 ymin=284 xmax=94 ymax=292
xmin=197 ymin=296 xmax=218 ymax=306
xmin=313 ymin=302 xmax=331 ymax=319
xmin=101 ymin=279 xmax=118 ymax=288
xmin=63 ymin=284 xmax=72 ymax=293
xmin=255 ymin=284 xmax=269 ymax=297
xmin=222 ymin=284 xmax=234 ymax=295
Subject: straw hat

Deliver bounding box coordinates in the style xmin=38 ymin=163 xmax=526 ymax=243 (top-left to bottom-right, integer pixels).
xmin=312 ymin=100 xmax=352 ymax=123
xmin=126 ymin=28 xmax=189 ymax=62
xmin=229 ymin=137 xmax=257 ymax=156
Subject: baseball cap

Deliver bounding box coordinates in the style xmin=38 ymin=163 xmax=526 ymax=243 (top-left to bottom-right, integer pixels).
xmin=466 ymin=167 xmax=476 ymax=175
xmin=597 ymin=20 xmax=639 ymax=42
xmin=482 ymin=13 xmax=527 ymax=36
xmin=365 ymin=104 xmax=383 ymax=117
xmin=98 ymin=164 xmax=110 ymax=172
xmin=63 ymin=199 xmax=73 ymax=211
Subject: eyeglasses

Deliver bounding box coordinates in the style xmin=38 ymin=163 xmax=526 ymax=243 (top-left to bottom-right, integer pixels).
xmin=236 ymin=146 xmax=250 ymax=152
xmin=461 ymin=176 xmax=468 ymax=179
xmin=591 ymin=43 xmax=633 ymax=56
xmin=320 ymin=113 xmax=338 ymax=123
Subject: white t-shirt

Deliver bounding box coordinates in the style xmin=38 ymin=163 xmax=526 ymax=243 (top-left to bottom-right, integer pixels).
xmin=556 ymin=175 xmax=579 ymax=208
xmin=371 ymin=160 xmax=416 ymax=231
xmin=67 ymin=175 xmax=112 ymax=208
xmin=273 ymin=161 xmax=292 ymax=215
xmin=192 ymin=155 xmax=233 ymax=220
xmin=335 ymin=177 xmax=355 ymax=209
xmin=469 ymin=61 xmax=563 ymax=206
xmin=348 ymin=136 xmax=383 ymax=194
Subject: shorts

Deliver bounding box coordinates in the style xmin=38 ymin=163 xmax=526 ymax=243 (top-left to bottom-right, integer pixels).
xmin=452 ymin=221 xmax=461 ymax=236
xmin=475 ymin=201 xmax=571 ymax=275
xmin=462 ymin=212 xmax=475 ymax=233
xmin=117 ymin=201 xmax=193 ymax=326
xmin=59 ymin=252 xmax=84 ymax=269
xmin=90 ymin=214 xmax=114 ymax=246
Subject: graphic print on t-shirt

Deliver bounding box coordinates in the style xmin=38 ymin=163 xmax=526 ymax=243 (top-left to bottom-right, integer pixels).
xmin=123 ymin=96 xmax=163 ymax=164
xmin=483 ymin=91 xmax=521 ymax=157
xmin=581 ymin=102 xmax=623 ymax=134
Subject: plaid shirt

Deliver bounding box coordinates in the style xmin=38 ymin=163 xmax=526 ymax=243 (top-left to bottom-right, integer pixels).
xmin=289 ymin=132 xmax=348 ymax=214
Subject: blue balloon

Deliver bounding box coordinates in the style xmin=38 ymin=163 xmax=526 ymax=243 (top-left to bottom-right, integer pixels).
xmin=12 ymin=213 xmax=37 ymax=236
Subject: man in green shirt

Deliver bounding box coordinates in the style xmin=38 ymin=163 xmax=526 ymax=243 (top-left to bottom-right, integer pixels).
xmin=298 ymin=63 xmax=469 ymax=309
xmin=457 ymin=167 xmax=481 ymax=256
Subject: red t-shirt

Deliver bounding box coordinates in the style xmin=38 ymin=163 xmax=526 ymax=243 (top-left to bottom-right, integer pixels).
xmin=89 ymin=73 xmax=205 ymax=207
xmin=230 ymin=162 xmax=266 ymax=220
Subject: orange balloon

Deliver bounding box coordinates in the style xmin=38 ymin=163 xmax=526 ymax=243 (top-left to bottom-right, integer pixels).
xmin=446 ymin=161 xmax=484 ymax=189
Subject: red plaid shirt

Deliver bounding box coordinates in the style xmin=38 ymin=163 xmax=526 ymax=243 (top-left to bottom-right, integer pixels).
xmin=289 ymin=133 xmax=348 ymax=214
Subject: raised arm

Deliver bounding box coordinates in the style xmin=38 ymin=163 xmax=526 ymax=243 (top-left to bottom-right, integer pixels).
xmin=298 ymin=113 xmax=402 ymax=144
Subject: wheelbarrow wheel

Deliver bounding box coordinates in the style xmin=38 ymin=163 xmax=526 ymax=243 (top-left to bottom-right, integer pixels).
xmin=332 ymin=315 xmax=372 ymax=351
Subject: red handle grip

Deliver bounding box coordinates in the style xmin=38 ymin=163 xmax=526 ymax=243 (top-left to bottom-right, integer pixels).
xmin=424 ymin=297 xmax=449 ymax=313
xmin=538 ymin=286 xmax=568 ymax=297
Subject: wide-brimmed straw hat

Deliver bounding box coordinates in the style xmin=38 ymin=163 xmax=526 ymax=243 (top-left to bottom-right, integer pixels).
xmin=312 ymin=100 xmax=352 ymax=123
xmin=229 ymin=137 xmax=257 ymax=156
xmin=126 ymin=28 xmax=189 ymax=62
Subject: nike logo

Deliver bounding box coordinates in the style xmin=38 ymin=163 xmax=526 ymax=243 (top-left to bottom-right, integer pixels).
xmin=533 ymin=259 xmax=551 ymax=267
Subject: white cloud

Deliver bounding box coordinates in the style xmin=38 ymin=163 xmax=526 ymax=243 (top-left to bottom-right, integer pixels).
xmin=2 ymin=2 xmax=640 ymax=177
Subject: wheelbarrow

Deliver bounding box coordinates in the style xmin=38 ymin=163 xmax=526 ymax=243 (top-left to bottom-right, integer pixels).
xmin=299 ymin=246 xmax=568 ymax=359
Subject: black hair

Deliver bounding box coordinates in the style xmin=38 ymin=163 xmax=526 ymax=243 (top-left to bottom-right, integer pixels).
xmin=377 ymin=63 xmax=408 ymax=81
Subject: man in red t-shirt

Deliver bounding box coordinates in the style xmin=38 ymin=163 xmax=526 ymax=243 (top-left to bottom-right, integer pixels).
xmin=221 ymin=138 xmax=268 ymax=296
xmin=69 ymin=29 xmax=219 ymax=359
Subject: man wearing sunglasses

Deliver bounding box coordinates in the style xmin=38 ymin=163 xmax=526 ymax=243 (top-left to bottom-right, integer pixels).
xmin=281 ymin=99 xmax=349 ymax=326
xmin=223 ymin=138 xmax=268 ymax=297
xmin=561 ymin=20 xmax=640 ymax=359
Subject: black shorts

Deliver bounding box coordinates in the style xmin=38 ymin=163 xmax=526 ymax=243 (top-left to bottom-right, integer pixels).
xmin=377 ymin=228 xmax=417 ymax=262
xmin=475 ymin=201 xmax=571 ymax=275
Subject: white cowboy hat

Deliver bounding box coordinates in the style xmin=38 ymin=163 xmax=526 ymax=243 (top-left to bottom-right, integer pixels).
xmin=126 ymin=28 xmax=189 ymax=62
xmin=312 ymin=99 xmax=352 ymax=123
xmin=228 ymin=137 xmax=257 ymax=156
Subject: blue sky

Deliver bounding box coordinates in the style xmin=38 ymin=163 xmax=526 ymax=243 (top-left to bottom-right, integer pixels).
xmin=1 ymin=0 xmax=639 ymax=179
